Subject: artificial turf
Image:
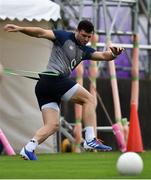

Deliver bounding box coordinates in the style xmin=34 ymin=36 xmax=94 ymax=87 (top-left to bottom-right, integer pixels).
xmin=0 ymin=151 xmax=150 ymax=179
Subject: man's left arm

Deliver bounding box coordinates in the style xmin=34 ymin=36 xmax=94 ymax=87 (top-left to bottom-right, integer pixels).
xmin=91 ymin=47 xmax=124 ymax=61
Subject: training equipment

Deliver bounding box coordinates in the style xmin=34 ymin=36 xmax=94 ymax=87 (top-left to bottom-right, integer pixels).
xmin=0 ymin=140 xmax=3 ymax=154
xmin=20 ymin=147 xmax=37 ymax=160
xmin=116 ymin=152 xmax=143 ymax=176
xmin=4 ymin=68 xmax=59 ymax=80
xmin=0 ymin=129 xmax=16 ymax=155
xmin=61 ymin=138 xmax=74 ymax=153
xmin=96 ymin=93 xmax=126 ymax=152
xmin=83 ymin=138 xmax=112 ymax=151
xmin=112 ymin=123 xmax=126 ymax=152
xmin=127 ymin=103 xmax=144 ymax=152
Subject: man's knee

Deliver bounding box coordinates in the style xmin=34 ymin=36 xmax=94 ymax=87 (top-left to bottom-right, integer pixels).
xmin=80 ymin=92 xmax=96 ymax=108
xmin=50 ymin=122 xmax=60 ymax=132
xmin=46 ymin=121 xmax=59 ymax=136
xmin=86 ymin=94 xmax=96 ymax=107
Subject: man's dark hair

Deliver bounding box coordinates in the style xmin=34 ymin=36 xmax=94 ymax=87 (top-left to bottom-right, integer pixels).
xmin=77 ymin=20 xmax=94 ymax=33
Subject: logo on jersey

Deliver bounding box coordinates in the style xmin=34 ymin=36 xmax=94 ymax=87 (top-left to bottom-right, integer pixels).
xmin=69 ymin=45 xmax=74 ymax=50
xmin=70 ymin=59 xmax=77 ymax=70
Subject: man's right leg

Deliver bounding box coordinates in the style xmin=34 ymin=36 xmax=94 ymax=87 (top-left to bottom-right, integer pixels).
xmin=70 ymin=85 xmax=112 ymax=151
xmin=20 ymin=103 xmax=60 ymax=160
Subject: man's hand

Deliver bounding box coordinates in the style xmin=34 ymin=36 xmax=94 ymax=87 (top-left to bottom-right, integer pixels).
xmin=4 ymin=24 xmax=22 ymax=32
xmin=109 ymin=46 xmax=124 ymax=58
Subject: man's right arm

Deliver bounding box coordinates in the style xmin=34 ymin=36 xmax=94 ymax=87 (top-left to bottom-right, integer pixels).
xmin=4 ymin=24 xmax=55 ymax=41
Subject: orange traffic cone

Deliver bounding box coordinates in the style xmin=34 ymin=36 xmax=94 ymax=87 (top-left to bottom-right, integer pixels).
xmin=126 ymin=104 xmax=144 ymax=152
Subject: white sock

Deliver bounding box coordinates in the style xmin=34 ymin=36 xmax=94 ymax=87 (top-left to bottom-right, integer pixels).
xmin=85 ymin=126 xmax=95 ymax=142
xmin=25 ymin=138 xmax=38 ymax=152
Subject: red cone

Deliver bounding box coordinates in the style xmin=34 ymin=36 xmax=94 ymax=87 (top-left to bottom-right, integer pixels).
xmin=127 ymin=104 xmax=144 ymax=152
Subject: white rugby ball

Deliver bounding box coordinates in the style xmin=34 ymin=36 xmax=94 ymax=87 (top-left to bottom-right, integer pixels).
xmin=117 ymin=152 xmax=143 ymax=176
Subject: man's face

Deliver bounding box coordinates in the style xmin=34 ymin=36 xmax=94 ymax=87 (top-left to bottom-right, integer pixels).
xmin=76 ymin=30 xmax=93 ymax=45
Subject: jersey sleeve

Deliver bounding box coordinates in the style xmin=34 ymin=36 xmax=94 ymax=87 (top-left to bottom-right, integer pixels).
xmin=82 ymin=46 xmax=96 ymax=60
xmin=53 ymin=30 xmax=71 ymax=45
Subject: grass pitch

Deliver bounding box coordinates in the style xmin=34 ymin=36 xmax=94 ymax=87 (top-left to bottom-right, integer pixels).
xmin=0 ymin=151 xmax=151 ymax=179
